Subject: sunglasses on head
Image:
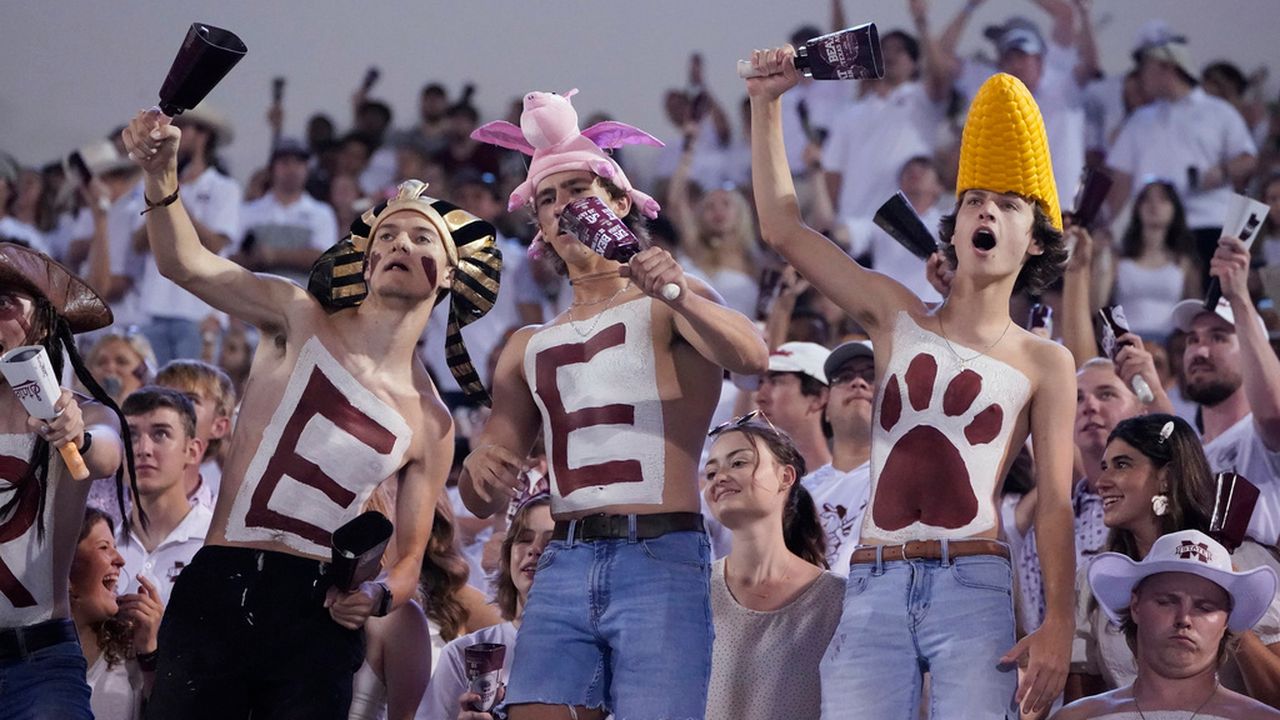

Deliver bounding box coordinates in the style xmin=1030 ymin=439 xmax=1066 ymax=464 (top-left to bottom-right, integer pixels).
xmin=708 ymin=410 xmax=779 ymax=438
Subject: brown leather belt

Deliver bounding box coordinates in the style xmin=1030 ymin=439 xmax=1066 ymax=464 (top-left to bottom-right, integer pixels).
xmin=849 ymin=539 xmax=1010 ymax=566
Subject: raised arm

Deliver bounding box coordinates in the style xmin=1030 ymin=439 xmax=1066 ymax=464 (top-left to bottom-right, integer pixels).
xmin=910 ymin=0 xmax=955 ymax=103
xmin=1068 ymin=0 xmax=1101 ymax=87
xmin=1060 ymin=226 xmax=1100 ymax=367
xmin=460 ymin=328 xmax=543 ymax=518
xmin=934 ymin=0 xmax=984 ymax=89
xmin=747 ymin=46 xmax=923 ymax=334
xmin=1215 ymin=236 xmax=1280 ymax=450
xmin=121 ymin=110 xmax=308 ymax=333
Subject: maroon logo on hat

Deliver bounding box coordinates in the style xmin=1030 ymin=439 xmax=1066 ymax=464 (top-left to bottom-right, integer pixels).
xmin=1175 ymin=540 xmax=1212 ymax=563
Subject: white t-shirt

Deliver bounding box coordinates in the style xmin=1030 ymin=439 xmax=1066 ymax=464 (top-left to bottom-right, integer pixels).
xmin=844 ymin=200 xmax=947 ymax=303
xmin=781 ymin=79 xmax=854 ymax=174
xmin=821 ymin=82 xmax=944 ymax=220
xmin=139 ymin=168 xmax=240 ymax=322
xmin=117 ymin=503 xmax=213 ymax=607
xmin=0 ymin=216 xmax=48 ymax=255
xmin=105 ymin=182 xmax=148 ymax=330
xmin=87 ymin=655 xmax=143 ymax=720
xmin=1202 ymin=413 xmax=1280 ymax=546
xmin=802 ymin=461 xmax=872 ymax=576
xmin=1107 ymin=88 xmax=1257 ymax=229
xmin=45 ymin=207 xmax=94 ymax=267
xmin=958 ymin=43 xmax=1086 ymax=209
xmin=238 ymin=191 xmax=338 ymax=287
xmin=417 ymin=621 xmax=518 ymax=720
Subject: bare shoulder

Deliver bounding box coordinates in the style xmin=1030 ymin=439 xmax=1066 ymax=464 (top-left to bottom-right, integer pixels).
xmin=1216 ymin=688 xmax=1280 ymax=718
xmin=1015 ymin=329 xmax=1075 ymax=389
xmin=1051 ymin=690 xmax=1123 ymax=719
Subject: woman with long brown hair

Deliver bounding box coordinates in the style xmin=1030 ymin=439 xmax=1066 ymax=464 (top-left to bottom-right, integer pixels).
xmin=701 ymin=415 xmax=844 ymax=720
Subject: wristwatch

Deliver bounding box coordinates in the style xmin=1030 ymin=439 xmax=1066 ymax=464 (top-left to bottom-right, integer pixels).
xmin=372 ymin=582 xmax=392 ymax=617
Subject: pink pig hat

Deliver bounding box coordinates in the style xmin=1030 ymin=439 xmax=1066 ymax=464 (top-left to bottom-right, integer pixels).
xmin=471 ymin=89 xmax=664 ymax=258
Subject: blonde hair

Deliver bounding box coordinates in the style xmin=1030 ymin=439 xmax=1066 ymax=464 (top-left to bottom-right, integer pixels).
xmin=85 ymin=331 xmax=157 ymax=382
xmin=156 ymin=360 xmax=236 ymax=458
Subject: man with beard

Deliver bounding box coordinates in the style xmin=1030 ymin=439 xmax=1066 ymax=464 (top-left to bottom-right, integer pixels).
xmin=1169 ymin=235 xmax=1280 ymax=545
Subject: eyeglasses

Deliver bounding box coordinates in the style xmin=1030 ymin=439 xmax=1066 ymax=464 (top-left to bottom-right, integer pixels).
xmin=828 ymin=366 xmax=876 ymax=387
xmin=708 ymin=409 xmax=779 ymax=437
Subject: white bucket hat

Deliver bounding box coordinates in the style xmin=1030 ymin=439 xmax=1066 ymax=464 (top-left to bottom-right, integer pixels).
xmin=1088 ymin=529 xmax=1278 ymax=632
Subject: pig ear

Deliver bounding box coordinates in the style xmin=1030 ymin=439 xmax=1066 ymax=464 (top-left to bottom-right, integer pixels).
xmin=581 ymin=121 xmax=665 ymax=150
xmin=470 ymin=121 xmax=535 ymax=155
xmin=561 ymin=88 xmax=579 ymax=99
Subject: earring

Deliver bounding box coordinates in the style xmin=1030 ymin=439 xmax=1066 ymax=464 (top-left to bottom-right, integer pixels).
xmin=1152 ymin=494 xmax=1170 ymax=517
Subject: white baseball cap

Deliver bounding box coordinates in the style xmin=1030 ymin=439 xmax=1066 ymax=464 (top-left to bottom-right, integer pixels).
xmin=1088 ymin=529 xmax=1278 ymax=632
xmin=1170 ymin=296 xmax=1267 ymax=334
xmin=732 ymin=341 xmax=830 ymax=391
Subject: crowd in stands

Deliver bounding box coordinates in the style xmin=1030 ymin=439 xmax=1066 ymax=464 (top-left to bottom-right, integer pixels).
xmin=8 ymin=0 xmax=1280 ymax=718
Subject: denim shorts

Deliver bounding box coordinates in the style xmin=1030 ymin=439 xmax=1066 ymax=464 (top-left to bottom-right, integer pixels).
xmin=504 ymin=530 xmax=713 ymax=720
xmin=0 ymin=635 xmax=92 ymax=720
xmin=820 ymin=548 xmax=1019 ymax=719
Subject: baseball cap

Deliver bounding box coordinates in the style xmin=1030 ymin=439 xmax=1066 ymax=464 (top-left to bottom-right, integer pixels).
xmin=823 ymin=340 xmax=874 ymax=381
xmin=984 ymin=17 xmax=1045 ymax=57
xmin=270 ymin=137 xmax=311 ymax=163
xmin=1132 ymin=22 xmax=1197 ymax=82
xmin=1088 ymin=529 xmax=1277 ymax=632
xmin=732 ymin=341 xmax=830 ymax=391
xmin=1170 ymin=296 xmax=1267 ymax=334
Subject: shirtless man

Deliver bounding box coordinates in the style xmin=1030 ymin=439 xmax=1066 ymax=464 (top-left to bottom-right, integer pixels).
xmin=462 ymin=90 xmax=767 ymax=719
xmin=1 ymin=242 xmax=125 ymax=718
xmin=120 ymin=108 xmax=497 ymax=718
xmin=747 ymin=50 xmax=1077 ymax=718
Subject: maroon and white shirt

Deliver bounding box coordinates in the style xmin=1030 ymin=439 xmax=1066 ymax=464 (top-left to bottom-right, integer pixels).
xmin=0 ymin=434 xmax=55 ymax=626
xmin=225 ymin=337 xmax=410 ymax=558
xmin=865 ymin=312 xmax=1031 ymax=542
xmin=524 ymin=297 xmax=667 ymax=514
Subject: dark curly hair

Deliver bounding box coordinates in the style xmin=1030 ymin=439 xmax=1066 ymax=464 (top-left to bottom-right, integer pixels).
xmin=1104 ymin=414 xmax=1214 ymax=559
xmin=937 ymin=191 xmax=1067 ymax=295
xmin=711 ymin=420 xmax=827 ymax=568
xmin=77 ymin=507 xmax=132 ymax=669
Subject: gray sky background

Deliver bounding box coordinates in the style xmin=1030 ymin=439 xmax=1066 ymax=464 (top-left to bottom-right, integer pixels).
xmin=3 ymin=0 xmax=1277 ymax=183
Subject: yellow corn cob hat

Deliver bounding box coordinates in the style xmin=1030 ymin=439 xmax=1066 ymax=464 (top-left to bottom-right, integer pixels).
xmin=956 ymin=73 xmax=1061 ymax=230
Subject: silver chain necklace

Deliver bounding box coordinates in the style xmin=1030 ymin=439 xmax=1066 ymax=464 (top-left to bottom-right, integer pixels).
xmin=566 ymin=282 xmax=631 ymax=338
xmin=936 ymin=309 xmax=1012 ymax=365
xmin=1132 ymin=679 xmax=1217 ymax=720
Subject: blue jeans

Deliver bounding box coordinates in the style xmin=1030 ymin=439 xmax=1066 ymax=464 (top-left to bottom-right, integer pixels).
xmin=0 ymin=637 xmax=92 ymax=720
xmin=505 ymin=530 xmax=713 ymax=720
xmin=820 ymin=547 xmax=1018 ymax=719
xmin=144 ymin=316 xmax=204 ymax=365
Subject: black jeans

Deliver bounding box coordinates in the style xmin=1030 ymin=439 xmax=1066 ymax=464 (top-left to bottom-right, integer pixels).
xmin=144 ymin=546 xmax=364 ymax=720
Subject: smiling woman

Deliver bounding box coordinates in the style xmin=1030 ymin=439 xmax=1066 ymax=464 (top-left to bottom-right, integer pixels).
xmin=701 ymin=419 xmax=844 ymax=720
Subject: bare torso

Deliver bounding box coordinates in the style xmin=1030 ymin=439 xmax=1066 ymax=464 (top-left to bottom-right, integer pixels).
xmin=517 ymin=287 xmax=721 ymax=520
xmin=203 ymin=303 xmax=450 ymax=561
xmin=858 ymin=308 xmax=1051 ymax=545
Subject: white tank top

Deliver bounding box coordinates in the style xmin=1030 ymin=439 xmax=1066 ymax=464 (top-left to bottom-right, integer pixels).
xmin=524 ymin=296 xmax=667 ymax=514
xmin=1111 ymin=259 xmax=1186 ymax=338
xmin=863 ymin=313 xmax=1031 ymax=542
